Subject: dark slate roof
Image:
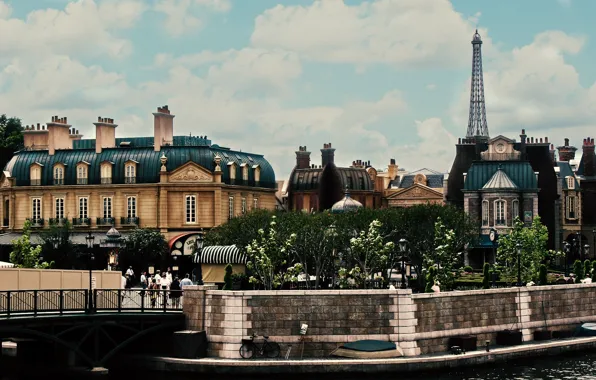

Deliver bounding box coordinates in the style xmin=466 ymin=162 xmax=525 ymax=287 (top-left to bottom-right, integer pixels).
xmin=289 ymin=166 xmax=374 ymax=192
xmin=291 ymin=168 xmax=323 ymax=191
xmin=5 ymin=144 xmax=276 ymax=189
xmin=464 ymin=161 xmax=537 ymax=191
xmin=73 ymin=135 xmax=212 ymax=149
xmin=557 ymin=161 xmax=579 ymax=190
xmin=390 ymin=169 xmax=445 ymax=188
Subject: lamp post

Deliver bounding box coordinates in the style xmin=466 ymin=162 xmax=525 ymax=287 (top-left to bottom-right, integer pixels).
xmin=577 ymin=232 xmax=582 ymax=261
xmin=584 ymin=244 xmax=590 ymax=261
xmin=398 ymin=238 xmax=408 ymax=289
xmin=328 ymin=224 xmax=337 ymax=289
xmin=564 ymin=242 xmax=570 ymax=277
xmin=516 ymin=243 xmax=522 ymax=287
xmin=195 ymin=231 xmax=204 ymax=285
xmin=85 ymin=232 xmax=95 ymax=313
xmin=101 ymin=227 xmax=124 ymax=272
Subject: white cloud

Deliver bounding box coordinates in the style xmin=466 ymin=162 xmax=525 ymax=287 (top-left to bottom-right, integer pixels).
xmin=0 ymin=1 xmax=11 ymax=19
xmin=154 ymin=0 xmax=231 ymax=36
xmin=251 ymin=0 xmax=492 ymax=68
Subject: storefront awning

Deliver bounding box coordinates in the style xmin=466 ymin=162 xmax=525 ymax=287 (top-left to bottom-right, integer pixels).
xmin=194 ymin=245 xmax=247 ymax=265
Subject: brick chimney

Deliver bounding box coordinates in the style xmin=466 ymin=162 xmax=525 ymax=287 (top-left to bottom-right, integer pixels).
xmin=549 ymin=144 xmax=556 ymax=166
xmin=295 ymin=146 xmax=311 ymax=169
xmin=583 ymin=137 xmax=595 ymax=177
xmin=321 ymin=143 xmax=335 ymax=167
xmin=94 ymin=117 xmax=117 ymax=154
xmin=153 ymin=105 xmax=174 ymax=152
xmin=387 ymin=158 xmax=398 ymax=180
xmin=23 ymin=123 xmax=49 ymax=151
xmin=519 ymin=129 xmax=527 ymax=159
xmin=47 ymin=116 xmax=72 ymax=155
xmin=557 ymin=138 xmax=577 ymax=162
xmin=69 ymin=127 xmax=83 ymax=144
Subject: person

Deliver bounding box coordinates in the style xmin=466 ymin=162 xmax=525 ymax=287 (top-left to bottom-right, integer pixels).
xmin=140 ymin=271 xmax=147 ymax=289
xmin=170 ymin=277 xmax=181 ymax=308
xmin=126 ymin=266 xmax=134 ymax=280
xmin=148 ymin=279 xmax=158 ymax=308
xmin=180 ymin=273 xmax=193 ymax=287
xmin=165 ymin=268 xmax=173 ymax=284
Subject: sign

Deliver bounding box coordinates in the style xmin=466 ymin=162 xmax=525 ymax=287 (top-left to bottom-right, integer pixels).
xmin=183 ymin=235 xmax=199 ymax=256
xmin=91 ymin=277 xmax=97 ymax=290
xmin=300 ymin=324 xmax=308 ymax=335
xmin=148 ymin=266 xmax=154 ymax=275
xmin=524 ymin=211 xmax=533 ymax=223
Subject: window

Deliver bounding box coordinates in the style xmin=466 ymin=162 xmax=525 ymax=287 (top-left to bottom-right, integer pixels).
xmin=360 ymin=177 xmax=365 ymax=190
xmin=494 ymin=200 xmax=506 ymax=226
xmin=228 ymin=163 xmax=236 ymax=180
xmin=125 ymin=163 xmax=136 ymax=184
xmin=567 ymin=196 xmax=578 ymax=219
xmin=127 ymin=196 xmax=137 ymax=218
xmin=53 ymin=165 xmax=64 ymax=185
xmin=253 ymin=198 xmax=258 ymax=210
xmin=228 ymin=196 xmax=234 ymax=220
xmin=241 ymin=163 xmax=248 ymax=181
xmin=101 ymin=163 xmax=112 ymax=184
xmin=512 ymin=199 xmax=519 ymax=221
xmin=77 ymin=164 xmax=88 ymax=185
xmin=55 ymin=198 xmax=64 ymax=220
xmin=566 ymin=176 xmax=575 ymax=190
xmin=79 ymin=197 xmax=88 ymax=219
xmin=482 ymin=200 xmax=489 ymax=226
xmin=102 ymin=197 xmax=112 ymax=219
xmin=31 ymin=198 xmax=42 ymax=221
xmin=185 ymin=195 xmax=196 ymax=223
xmin=241 ymin=198 xmax=247 ymax=214
xmin=30 ymin=165 xmax=41 ymax=186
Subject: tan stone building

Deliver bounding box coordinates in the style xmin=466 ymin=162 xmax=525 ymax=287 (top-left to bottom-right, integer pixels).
xmin=0 ymin=105 xmax=277 ymax=270
xmin=383 ymin=168 xmax=446 ymax=208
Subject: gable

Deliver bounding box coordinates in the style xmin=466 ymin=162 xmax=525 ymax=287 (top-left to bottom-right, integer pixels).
xmin=169 ymin=161 xmax=213 ymax=183
xmin=387 ymin=183 xmax=444 ymax=200
xmin=488 ymin=135 xmax=515 ymax=144
xmin=0 ymin=173 xmax=11 ymax=188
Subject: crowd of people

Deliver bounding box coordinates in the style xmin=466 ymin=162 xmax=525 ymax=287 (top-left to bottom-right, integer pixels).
xmin=121 ymin=266 xmax=194 ymax=308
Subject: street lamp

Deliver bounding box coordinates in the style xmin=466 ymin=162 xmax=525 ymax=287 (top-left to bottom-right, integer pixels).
xmin=172 ymin=254 xmax=179 ymax=273
xmin=328 ymin=224 xmax=337 ymax=289
xmin=195 ymin=231 xmax=204 ymax=285
xmin=584 ymin=244 xmax=590 ymax=261
xmin=398 ymin=238 xmax=408 ymax=289
xmin=516 ymin=243 xmax=522 ymax=287
xmin=564 ymin=242 xmax=570 ymax=277
xmin=85 ymin=232 xmax=95 ymax=313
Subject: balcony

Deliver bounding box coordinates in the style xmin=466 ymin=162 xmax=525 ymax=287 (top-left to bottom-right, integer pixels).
xmin=97 ymin=217 xmax=115 ymax=226
xmin=53 ymin=178 xmax=64 ymax=185
xmin=49 ymin=218 xmax=68 ymax=226
xmin=120 ymin=217 xmax=139 ymax=226
xmin=30 ymin=179 xmax=41 ymax=186
xmin=26 ymin=218 xmax=44 ymax=227
xmin=77 ymin=178 xmax=88 ymax=185
xmin=101 ymin=177 xmax=112 ymax=184
xmin=72 ymin=218 xmax=91 ymax=227
xmin=480 ymin=152 xmax=521 ymax=161
xmin=125 ymin=176 xmax=136 ymax=184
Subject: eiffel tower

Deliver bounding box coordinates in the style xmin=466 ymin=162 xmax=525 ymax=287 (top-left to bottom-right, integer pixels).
xmin=466 ymin=29 xmax=489 ymax=139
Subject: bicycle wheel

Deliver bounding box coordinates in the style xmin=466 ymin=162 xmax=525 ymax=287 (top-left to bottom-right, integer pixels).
xmin=239 ymin=343 xmax=254 ymax=359
xmin=264 ymin=342 xmax=281 ymax=358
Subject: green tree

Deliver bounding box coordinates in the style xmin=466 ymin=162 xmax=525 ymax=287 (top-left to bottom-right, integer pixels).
xmin=223 ymin=263 xmax=233 ymax=290
xmin=496 ymin=216 xmax=550 ymax=284
xmin=424 ymin=218 xmax=462 ymax=290
xmin=482 ymin=263 xmax=491 ymax=289
xmin=118 ymin=228 xmax=168 ymax=272
xmin=40 ymin=220 xmax=79 ymax=269
xmin=0 ymin=114 xmax=24 ymax=171
xmin=538 ymin=264 xmax=548 ymax=285
xmin=583 ymin=259 xmax=592 ymax=279
xmin=10 ymin=220 xmax=52 ymax=268
xmin=573 ymin=260 xmax=584 ymax=283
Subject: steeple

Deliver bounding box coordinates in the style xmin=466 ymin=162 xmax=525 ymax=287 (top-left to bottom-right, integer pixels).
xmin=466 ymin=29 xmax=489 ymax=139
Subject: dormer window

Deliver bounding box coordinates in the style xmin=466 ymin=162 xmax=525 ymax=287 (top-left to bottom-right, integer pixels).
xmin=253 ymin=165 xmax=261 ymax=182
xmin=30 ymin=163 xmax=43 ymax=186
xmin=566 ymin=176 xmax=575 ymax=190
xmin=494 ymin=199 xmax=506 ymax=226
xmin=241 ymin=163 xmax=248 ymax=181
xmin=124 ymin=161 xmax=137 ymax=184
xmin=53 ymin=164 xmax=65 ymax=185
xmin=76 ymin=162 xmax=89 ymax=185
xmin=228 ymin=162 xmax=237 ymax=181
xmin=101 ymin=161 xmax=113 ymax=184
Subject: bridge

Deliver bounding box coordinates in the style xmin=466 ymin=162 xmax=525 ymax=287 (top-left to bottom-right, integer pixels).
xmin=0 ymin=289 xmax=186 ymax=370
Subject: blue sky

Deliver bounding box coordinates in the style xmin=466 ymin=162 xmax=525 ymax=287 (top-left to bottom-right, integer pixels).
xmin=1 ymin=0 xmax=596 ymax=179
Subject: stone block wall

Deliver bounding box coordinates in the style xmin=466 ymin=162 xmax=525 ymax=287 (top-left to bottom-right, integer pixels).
xmin=182 ymin=283 xmax=596 ymax=358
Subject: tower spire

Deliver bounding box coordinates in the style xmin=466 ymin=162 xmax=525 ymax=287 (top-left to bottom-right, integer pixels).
xmin=466 ymin=29 xmax=489 ymax=139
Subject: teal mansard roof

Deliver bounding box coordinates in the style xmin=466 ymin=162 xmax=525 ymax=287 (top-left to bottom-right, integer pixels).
xmin=4 ymin=138 xmax=276 ymax=189
xmin=464 ymin=161 xmax=537 ymax=191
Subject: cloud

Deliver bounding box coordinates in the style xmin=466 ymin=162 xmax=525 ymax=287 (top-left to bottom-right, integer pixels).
xmin=250 ymin=0 xmax=492 ymax=68
xmin=0 ymin=1 xmax=11 ymax=19
xmin=154 ymin=0 xmax=231 ymax=36
xmin=557 ymin=0 xmax=572 ymax=7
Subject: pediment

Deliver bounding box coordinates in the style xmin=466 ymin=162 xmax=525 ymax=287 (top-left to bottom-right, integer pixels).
xmin=387 ymin=183 xmax=443 ymax=200
xmin=169 ymin=161 xmax=213 ymax=183
xmin=488 ymin=135 xmax=515 ymax=144
xmin=0 ymin=174 xmax=11 ymax=188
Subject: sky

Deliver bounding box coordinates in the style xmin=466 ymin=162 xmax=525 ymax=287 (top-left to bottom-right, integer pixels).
xmin=1 ymin=0 xmax=596 ymax=180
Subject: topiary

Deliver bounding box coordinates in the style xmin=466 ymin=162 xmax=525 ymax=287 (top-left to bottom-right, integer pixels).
xmin=425 ymin=267 xmax=437 ymax=293
xmin=482 ymin=263 xmax=491 ymax=289
xmin=538 ymin=264 xmax=548 ymax=285
xmin=584 ymin=260 xmax=592 ymax=279
xmin=573 ymin=260 xmax=584 ymax=283
xmin=463 ymin=265 xmax=474 ymax=273
xmin=223 ymin=263 xmax=233 ymax=290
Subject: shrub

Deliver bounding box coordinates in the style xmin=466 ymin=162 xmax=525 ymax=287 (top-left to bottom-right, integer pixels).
xmin=463 ymin=265 xmax=474 ymax=273
xmin=482 ymin=263 xmax=490 ymax=289
xmin=223 ymin=263 xmax=233 ymax=290
xmin=573 ymin=260 xmax=583 ymax=283
xmin=538 ymin=264 xmax=547 ymax=285
xmin=584 ymin=260 xmax=592 ymax=278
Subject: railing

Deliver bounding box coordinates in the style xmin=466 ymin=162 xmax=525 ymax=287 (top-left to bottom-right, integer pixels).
xmin=53 ymin=178 xmax=64 ymax=185
xmin=26 ymin=218 xmax=44 ymax=227
xmin=49 ymin=218 xmax=68 ymax=226
xmin=97 ymin=217 xmax=114 ymax=226
xmin=0 ymin=289 xmax=182 ymax=317
xmin=480 ymin=152 xmax=521 ymax=161
xmin=125 ymin=176 xmax=136 ymax=184
xmin=73 ymin=217 xmax=91 ymax=226
xmin=120 ymin=217 xmax=139 ymax=226
xmin=77 ymin=178 xmax=88 ymax=185
xmin=30 ymin=179 xmax=41 ymax=186
xmin=101 ymin=177 xmax=112 ymax=184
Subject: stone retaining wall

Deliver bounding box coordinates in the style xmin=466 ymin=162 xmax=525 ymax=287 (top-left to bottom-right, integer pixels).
xmin=182 ymin=283 xmax=596 ymax=358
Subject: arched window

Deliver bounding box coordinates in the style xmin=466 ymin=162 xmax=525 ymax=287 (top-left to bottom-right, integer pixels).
xmin=77 ymin=163 xmax=88 ymax=185
xmin=101 ymin=162 xmax=113 ymax=184
xmin=53 ymin=164 xmax=64 ymax=185
xmin=185 ymin=195 xmax=196 ymax=224
xmin=253 ymin=165 xmax=261 ymax=182
xmin=566 ymin=176 xmax=575 ymax=190
xmin=125 ymin=162 xmax=136 ymax=184
xmin=30 ymin=164 xmax=42 ymax=186
xmin=482 ymin=200 xmax=489 ymax=226
xmin=241 ymin=163 xmax=248 ymax=181
xmin=512 ymin=199 xmax=519 ymax=221
xmin=494 ymin=199 xmax=506 ymax=226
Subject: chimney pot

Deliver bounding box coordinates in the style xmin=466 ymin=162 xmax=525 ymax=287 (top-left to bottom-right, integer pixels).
xmin=545 ymin=137 xmax=549 ymax=143
xmin=36 ymin=124 xmax=40 ymax=130
xmin=565 ymin=138 xmax=569 ymax=146
xmin=521 ymin=129 xmax=526 ymax=134
xmin=390 ymin=158 xmax=396 ymax=165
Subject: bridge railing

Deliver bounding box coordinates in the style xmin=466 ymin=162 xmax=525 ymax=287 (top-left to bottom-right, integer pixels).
xmin=0 ymin=289 xmax=183 ymax=316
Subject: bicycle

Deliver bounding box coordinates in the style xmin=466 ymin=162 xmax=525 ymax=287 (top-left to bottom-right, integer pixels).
xmin=239 ymin=333 xmax=281 ymax=359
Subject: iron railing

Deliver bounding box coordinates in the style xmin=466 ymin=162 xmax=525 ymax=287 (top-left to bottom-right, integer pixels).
xmin=30 ymin=179 xmax=41 ymax=186
xmin=97 ymin=217 xmax=114 ymax=226
xmin=73 ymin=217 xmax=91 ymax=226
xmin=53 ymin=178 xmax=64 ymax=185
xmin=0 ymin=289 xmax=183 ymax=317
xmin=26 ymin=218 xmax=44 ymax=227
xmin=77 ymin=178 xmax=88 ymax=185
xmin=101 ymin=177 xmax=112 ymax=184
xmin=120 ymin=217 xmax=139 ymax=226
xmin=49 ymin=218 xmax=68 ymax=226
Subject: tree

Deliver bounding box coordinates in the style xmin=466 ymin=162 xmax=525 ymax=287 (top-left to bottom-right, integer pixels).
xmin=118 ymin=228 xmax=168 ymax=272
xmin=424 ymin=218 xmax=462 ymax=290
xmin=425 ymin=266 xmax=437 ymax=293
xmin=223 ymin=263 xmax=233 ymax=290
xmin=0 ymin=114 xmax=24 ymax=171
xmin=40 ymin=220 xmax=79 ymax=269
xmin=10 ymin=220 xmax=52 ymax=268
xmin=496 ymin=216 xmax=550 ymax=284
xmin=206 ymin=209 xmax=276 ymax=254
xmin=482 ymin=263 xmax=491 ymax=289
xmin=584 ymin=260 xmax=592 ymax=279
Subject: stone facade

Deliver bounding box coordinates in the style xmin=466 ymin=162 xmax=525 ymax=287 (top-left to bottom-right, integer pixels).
xmin=183 ymin=284 xmax=596 ymax=358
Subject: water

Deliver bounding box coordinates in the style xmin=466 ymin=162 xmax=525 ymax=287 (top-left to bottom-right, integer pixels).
xmin=3 ymin=352 xmax=596 ymax=380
